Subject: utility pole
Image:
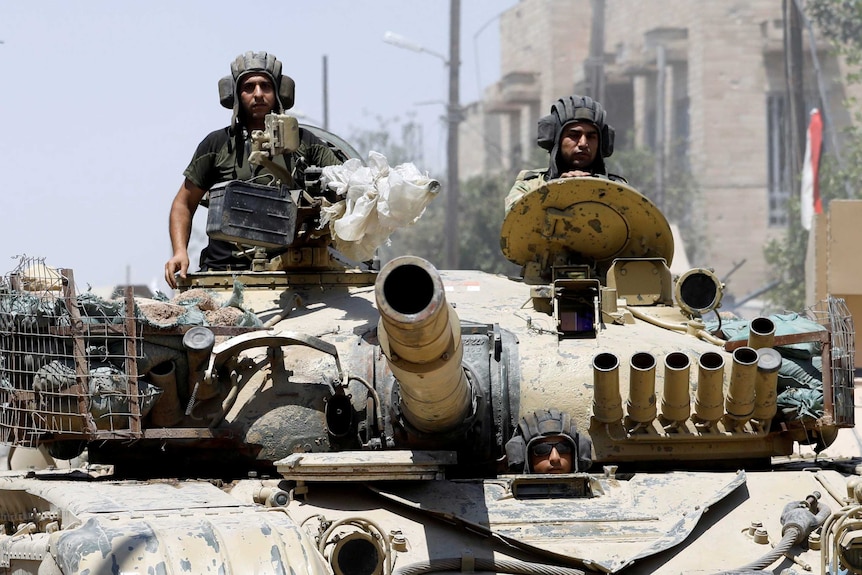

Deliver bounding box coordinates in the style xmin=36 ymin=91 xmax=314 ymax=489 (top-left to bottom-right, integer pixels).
xmin=584 ymin=0 xmax=606 ymax=103
xmin=784 ymin=0 xmax=806 ymax=180
xmin=655 ymin=44 xmax=666 ymax=212
xmin=446 ymin=0 xmax=461 ymax=270
xmin=383 ymin=8 xmax=460 ymax=269
xmin=322 ymin=55 xmax=329 ymax=130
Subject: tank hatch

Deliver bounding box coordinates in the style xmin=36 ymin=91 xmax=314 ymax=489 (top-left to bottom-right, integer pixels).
xmin=275 ymin=450 xmax=456 ymax=481
xmin=500 ymin=177 xmax=674 ymax=283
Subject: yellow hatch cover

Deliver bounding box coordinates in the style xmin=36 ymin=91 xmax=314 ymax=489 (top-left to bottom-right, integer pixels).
xmin=500 ymin=177 xmax=674 ymax=271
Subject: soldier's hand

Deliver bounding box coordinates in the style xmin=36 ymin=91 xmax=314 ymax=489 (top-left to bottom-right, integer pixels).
xmin=164 ymin=253 xmax=189 ymax=290
xmin=559 ymin=170 xmax=592 ymax=178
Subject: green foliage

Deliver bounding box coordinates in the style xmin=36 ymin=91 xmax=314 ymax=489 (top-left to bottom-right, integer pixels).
xmin=348 ymin=113 xmax=423 ymax=167
xmin=808 ymin=0 xmax=862 ymax=81
xmin=348 ymin=119 xmax=702 ymax=276
xmin=348 ymin=115 xmax=520 ymax=273
xmin=455 ymin=173 xmax=524 ymax=274
xmin=820 ymin=123 xmax=862 ymax=203
xmin=381 ymin=191 xmax=447 ymax=267
xmin=763 ymin=197 xmax=807 ymax=312
xmin=808 ymin=0 xmax=862 ymax=46
xmin=607 ymin=145 xmax=707 ymax=265
xmin=762 ymin=1 xmax=862 ymax=311
xmin=382 ymin=171 xmax=521 ymax=275
xmin=812 ymin=0 xmax=862 ymax=206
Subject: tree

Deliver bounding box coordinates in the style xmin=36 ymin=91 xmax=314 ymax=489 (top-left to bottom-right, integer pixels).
xmin=763 ymin=0 xmax=862 ymax=311
xmin=348 ymin=118 xmax=701 ymax=276
xmin=348 ymin=113 xmax=424 ymax=167
xmin=607 ymin=143 xmax=707 ymax=267
xmin=763 ymin=196 xmax=807 ymax=311
xmin=808 ymin=0 xmax=862 ymax=78
xmin=807 ymin=0 xmax=862 ymax=209
xmin=382 ymin=169 xmax=521 ymax=275
xmin=348 ymin=115 xmax=521 ymax=274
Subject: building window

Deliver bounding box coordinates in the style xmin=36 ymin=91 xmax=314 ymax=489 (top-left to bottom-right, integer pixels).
xmin=767 ymin=93 xmax=790 ymax=227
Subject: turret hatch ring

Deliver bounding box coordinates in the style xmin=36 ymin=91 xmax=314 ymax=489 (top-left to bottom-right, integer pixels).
xmin=500 ymin=177 xmax=674 ymax=276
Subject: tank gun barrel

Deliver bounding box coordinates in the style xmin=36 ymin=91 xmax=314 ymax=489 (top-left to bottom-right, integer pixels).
xmin=375 ymin=256 xmax=472 ymax=435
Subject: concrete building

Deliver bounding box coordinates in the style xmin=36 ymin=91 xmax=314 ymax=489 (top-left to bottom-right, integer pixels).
xmin=462 ymin=0 xmax=858 ymax=309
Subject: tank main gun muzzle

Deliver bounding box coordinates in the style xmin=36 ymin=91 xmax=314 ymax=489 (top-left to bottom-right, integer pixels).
xmin=375 ymin=256 xmax=472 ymax=435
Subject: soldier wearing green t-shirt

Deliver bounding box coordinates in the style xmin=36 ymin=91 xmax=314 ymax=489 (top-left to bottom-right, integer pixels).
xmin=165 ymin=51 xmax=341 ymax=288
xmin=504 ymin=95 xmax=624 ymax=213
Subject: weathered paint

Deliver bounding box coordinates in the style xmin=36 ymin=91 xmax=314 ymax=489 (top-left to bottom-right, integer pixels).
xmin=0 ymin=477 xmax=332 ymax=575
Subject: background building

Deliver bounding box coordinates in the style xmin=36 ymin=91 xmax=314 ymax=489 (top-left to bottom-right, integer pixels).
xmin=461 ymin=0 xmax=859 ymax=312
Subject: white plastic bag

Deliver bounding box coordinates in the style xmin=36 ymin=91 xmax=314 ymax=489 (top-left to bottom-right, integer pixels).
xmin=321 ymin=151 xmax=439 ymax=262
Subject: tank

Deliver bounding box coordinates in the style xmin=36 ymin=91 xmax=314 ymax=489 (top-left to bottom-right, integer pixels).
xmin=0 ymin=120 xmax=859 ymax=575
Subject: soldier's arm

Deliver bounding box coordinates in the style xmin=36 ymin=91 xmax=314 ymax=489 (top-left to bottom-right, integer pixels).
xmin=165 ymin=178 xmax=207 ymax=289
xmin=505 ymin=170 xmax=544 ymax=213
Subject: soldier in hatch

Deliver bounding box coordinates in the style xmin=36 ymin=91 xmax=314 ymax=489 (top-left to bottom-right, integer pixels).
xmin=505 ymin=409 xmax=593 ymax=474
xmin=505 ymin=95 xmax=624 ymax=213
xmin=164 ymin=51 xmax=342 ymax=289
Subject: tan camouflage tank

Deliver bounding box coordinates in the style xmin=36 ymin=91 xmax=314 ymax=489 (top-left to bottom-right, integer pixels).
xmin=0 ymin=119 xmax=859 ymax=575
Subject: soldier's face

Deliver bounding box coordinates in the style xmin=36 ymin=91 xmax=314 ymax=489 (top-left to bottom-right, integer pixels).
xmin=559 ymin=121 xmax=599 ymax=169
xmin=529 ymin=435 xmax=574 ymax=474
xmin=239 ymin=74 xmax=277 ymax=124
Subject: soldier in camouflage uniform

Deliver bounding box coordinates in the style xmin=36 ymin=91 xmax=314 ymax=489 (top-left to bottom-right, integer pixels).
xmin=505 ymin=95 xmax=624 ymax=213
xmin=165 ymin=51 xmax=341 ymax=288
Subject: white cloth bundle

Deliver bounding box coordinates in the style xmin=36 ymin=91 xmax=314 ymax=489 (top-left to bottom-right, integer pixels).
xmin=321 ymin=151 xmax=440 ymax=262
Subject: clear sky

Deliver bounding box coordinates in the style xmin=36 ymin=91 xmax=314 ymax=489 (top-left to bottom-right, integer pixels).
xmin=0 ymin=1 xmax=517 ymax=293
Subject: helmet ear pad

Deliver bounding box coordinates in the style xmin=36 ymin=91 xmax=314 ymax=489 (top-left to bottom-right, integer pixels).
xmin=504 ymin=434 xmax=527 ymax=469
xmin=219 ymin=75 xmax=235 ymax=109
xmin=219 ymin=74 xmax=295 ymax=111
xmin=603 ymin=123 xmax=615 ymax=158
xmin=537 ymin=114 xmax=557 ymax=152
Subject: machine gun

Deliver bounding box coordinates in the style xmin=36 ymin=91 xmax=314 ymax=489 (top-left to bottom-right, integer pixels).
xmin=204 ymin=114 xmax=363 ymax=273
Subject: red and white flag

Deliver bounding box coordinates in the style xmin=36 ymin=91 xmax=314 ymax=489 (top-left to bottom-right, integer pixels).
xmin=800 ymin=108 xmax=823 ymax=231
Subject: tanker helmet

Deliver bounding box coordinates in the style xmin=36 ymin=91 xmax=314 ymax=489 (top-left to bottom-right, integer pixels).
xmin=537 ymin=95 xmax=615 ymax=179
xmin=218 ymin=51 xmax=296 ymax=126
xmin=505 ymin=409 xmax=593 ymax=473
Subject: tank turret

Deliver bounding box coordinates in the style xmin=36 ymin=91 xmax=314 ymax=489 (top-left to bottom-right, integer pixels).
xmin=1 ymin=175 xmax=851 ymax=471
xmin=494 ymin=176 xmax=854 ymax=465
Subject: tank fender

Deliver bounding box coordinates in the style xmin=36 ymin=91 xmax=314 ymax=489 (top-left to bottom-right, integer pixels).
xmin=48 ymin=512 xmax=330 ymax=574
xmin=189 ymin=330 xmax=345 ymax=417
xmin=209 ymin=330 xmax=343 ymax=379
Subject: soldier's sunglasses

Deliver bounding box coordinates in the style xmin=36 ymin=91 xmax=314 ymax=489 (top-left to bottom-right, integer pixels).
xmin=531 ymin=441 xmax=572 ymax=456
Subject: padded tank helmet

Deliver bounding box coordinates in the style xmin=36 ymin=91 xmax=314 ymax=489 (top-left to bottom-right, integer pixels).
xmin=505 ymin=409 xmax=593 ymax=473
xmin=218 ymin=51 xmax=296 ymax=126
xmin=537 ymin=95 xmax=615 ymax=180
